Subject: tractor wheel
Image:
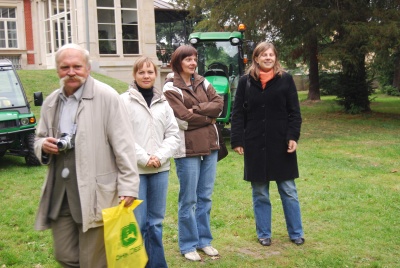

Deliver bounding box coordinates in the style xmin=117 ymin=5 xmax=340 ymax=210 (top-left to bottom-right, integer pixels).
xmin=25 ymin=133 xmax=40 ymax=166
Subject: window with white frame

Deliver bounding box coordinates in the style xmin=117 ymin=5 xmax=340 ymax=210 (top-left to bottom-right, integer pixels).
xmin=0 ymin=8 xmax=17 ymax=48
xmin=97 ymin=0 xmax=139 ymax=55
xmin=44 ymin=0 xmax=72 ymax=54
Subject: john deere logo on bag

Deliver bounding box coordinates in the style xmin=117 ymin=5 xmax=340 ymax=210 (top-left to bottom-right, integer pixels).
xmin=120 ymin=223 xmax=138 ymax=247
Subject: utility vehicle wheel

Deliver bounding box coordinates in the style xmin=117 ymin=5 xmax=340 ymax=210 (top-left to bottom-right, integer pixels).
xmin=0 ymin=150 xmax=5 ymax=158
xmin=25 ymin=133 xmax=40 ymax=166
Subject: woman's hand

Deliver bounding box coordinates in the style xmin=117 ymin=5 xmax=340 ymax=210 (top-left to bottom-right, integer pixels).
xmin=146 ymin=155 xmax=161 ymax=168
xmin=234 ymin=146 xmax=244 ymax=155
xmin=287 ymin=140 xmax=297 ymax=153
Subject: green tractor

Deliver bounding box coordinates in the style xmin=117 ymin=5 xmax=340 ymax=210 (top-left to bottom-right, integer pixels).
xmin=0 ymin=59 xmax=43 ymax=165
xmin=188 ymin=24 xmax=250 ymax=133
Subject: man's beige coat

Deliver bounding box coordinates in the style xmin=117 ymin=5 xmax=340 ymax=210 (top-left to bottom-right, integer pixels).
xmin=34 ymin=76 xmax=140 ymax=232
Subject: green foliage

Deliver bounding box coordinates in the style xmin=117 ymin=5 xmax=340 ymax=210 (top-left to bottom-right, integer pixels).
xmin=372 ymin=50 xmax=400 ymax=93
xmin=336 ymin=50 xmax=373 ymax=113
xmin=177 ymin=0 xmax=400 ymax=113
xmin=336 ymin=66 xmax=373 ymax=114
xmin=381 ymin=85 xmax=400 ymax=96
xmin=156 ymin=21 xmax=192 ymax=49
xmin=319 ymin=72 xmax=341 ymax=96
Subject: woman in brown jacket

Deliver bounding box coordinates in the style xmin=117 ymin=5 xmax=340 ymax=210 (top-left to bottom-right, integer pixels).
xmin=163 ymin=45 xmax=223 ymax=261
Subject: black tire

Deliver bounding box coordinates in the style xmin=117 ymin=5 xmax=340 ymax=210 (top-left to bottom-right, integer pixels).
xmin=25 ymin=132 xmax=40 ymax=166
xmin=0 ymin=150 xmax=5 ymax=158
xmin=222 ymin=127 xmax=231 ymax=137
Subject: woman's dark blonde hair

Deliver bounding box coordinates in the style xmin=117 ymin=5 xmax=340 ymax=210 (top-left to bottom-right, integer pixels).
xmin=246 ymin=42 xmax=284 ymax=80
xmin=170 ymin=45 xmax=198 ymax=73
xmin=133 ymin=56 xmax=158 ymax=78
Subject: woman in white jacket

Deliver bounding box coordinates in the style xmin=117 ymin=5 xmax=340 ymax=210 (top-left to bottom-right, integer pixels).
xmin=121 ymin=56 xmax=180 ymax=268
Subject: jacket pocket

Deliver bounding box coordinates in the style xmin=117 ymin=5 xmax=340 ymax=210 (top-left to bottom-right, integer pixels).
xmin=93 ymin=172 xmax=118 ymax=221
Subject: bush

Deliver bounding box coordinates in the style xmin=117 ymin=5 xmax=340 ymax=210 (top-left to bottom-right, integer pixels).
xmin=319 ymin=72 xmax=341 ymax=96
xmin=381 ymin=85 xmax=400 ymax=96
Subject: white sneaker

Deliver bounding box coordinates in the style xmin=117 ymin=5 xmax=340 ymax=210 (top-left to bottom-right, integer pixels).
xmin=184 ymin=251 xmax=201 ymax=261
xmin=200 ymin=246 xmax=219 ymax=256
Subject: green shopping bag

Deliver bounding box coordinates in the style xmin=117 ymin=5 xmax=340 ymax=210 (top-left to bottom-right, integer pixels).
xmin=102 ymin=200 xmax=148 ymax=268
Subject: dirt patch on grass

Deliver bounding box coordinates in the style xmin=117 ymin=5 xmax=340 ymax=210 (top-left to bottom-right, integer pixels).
xmin=301 ymin=99 xmax=323 ymax=106
xmin=236 ymin=247 xmax=281 ymax=259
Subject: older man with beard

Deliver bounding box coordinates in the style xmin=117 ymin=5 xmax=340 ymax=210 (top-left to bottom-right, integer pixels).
xmin=34 ymin=43 xmax=140 ymax=267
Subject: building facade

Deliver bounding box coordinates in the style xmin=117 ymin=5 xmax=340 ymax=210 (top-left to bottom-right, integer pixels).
xmin=1 ymin=0 xmax=158 ymax=84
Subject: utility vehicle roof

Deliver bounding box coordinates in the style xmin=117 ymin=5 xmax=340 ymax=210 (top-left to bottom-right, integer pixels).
xmin=189 ymin=31 xmax=243 ymax=41
xmin=0 ymin=59 xmax=13 ymax=68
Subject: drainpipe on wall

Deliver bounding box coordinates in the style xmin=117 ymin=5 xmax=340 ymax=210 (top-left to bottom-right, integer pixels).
xmin=24 ymin=0 xmax=35 ymax=65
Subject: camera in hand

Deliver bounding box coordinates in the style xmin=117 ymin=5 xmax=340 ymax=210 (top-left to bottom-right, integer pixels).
xmin=56 ymin=133 xmax=75 ymax=151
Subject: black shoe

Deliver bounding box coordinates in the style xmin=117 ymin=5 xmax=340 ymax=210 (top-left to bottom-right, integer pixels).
xmin=258 ymin=238 xmax=271 ymax=246
xmin=291 ymin=238 xmax=305 ymax=245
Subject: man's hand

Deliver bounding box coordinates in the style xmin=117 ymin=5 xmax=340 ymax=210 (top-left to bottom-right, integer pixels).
xmin=120 ymin=196 xmax=136 ymax=207
xmin=42 ymin=137 xmax=59 ymax=155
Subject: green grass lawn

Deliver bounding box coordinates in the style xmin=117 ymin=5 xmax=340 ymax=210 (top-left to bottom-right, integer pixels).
xmin=0 ymin=71 xmax=399 ymax=267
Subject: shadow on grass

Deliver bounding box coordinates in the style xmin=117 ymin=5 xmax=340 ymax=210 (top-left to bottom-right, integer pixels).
xmin=0 ymin=155 xmax=30 ymax=168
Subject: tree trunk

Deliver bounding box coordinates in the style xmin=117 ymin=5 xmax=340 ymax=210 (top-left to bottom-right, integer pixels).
xmin=307 ymin=33 xmax=320 ymax=100
xmin=392 ymin=52 xmax=400 ymax=91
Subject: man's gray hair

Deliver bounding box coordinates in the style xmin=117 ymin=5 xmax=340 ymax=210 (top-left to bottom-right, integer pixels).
xmin=55 ymin=43 xmax=91 ymax=68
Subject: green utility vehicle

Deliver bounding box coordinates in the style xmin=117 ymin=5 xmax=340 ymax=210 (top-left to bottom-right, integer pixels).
xmin=0 ymin=59 xmax=43 ymax=165
xmin=188 ymin=24 xmax=249 ymax=130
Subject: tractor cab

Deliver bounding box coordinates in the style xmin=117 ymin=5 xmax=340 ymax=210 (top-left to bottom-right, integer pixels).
xmin=189 ymin=24 xmax=248 ymax=128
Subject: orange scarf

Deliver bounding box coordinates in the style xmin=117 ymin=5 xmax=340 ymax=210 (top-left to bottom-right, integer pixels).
xmin=259 ymin=69 xmax=274 ymax=89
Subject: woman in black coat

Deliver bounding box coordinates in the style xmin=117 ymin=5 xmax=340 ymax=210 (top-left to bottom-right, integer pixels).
xmin=230 ymin=42 xmax=305 ymax=247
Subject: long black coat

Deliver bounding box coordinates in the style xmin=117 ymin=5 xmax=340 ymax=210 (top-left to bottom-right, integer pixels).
xmin=230 ymin=73 xmax=302 ymax=182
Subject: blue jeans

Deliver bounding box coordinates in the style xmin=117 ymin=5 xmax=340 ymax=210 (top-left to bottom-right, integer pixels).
xmin=251 ymin=180 xmax=304 ymax=240
xmin=134 ymin=171 xmax=169 ymax=268
xmin=174 ymin=150 xmax=218 ymax=254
